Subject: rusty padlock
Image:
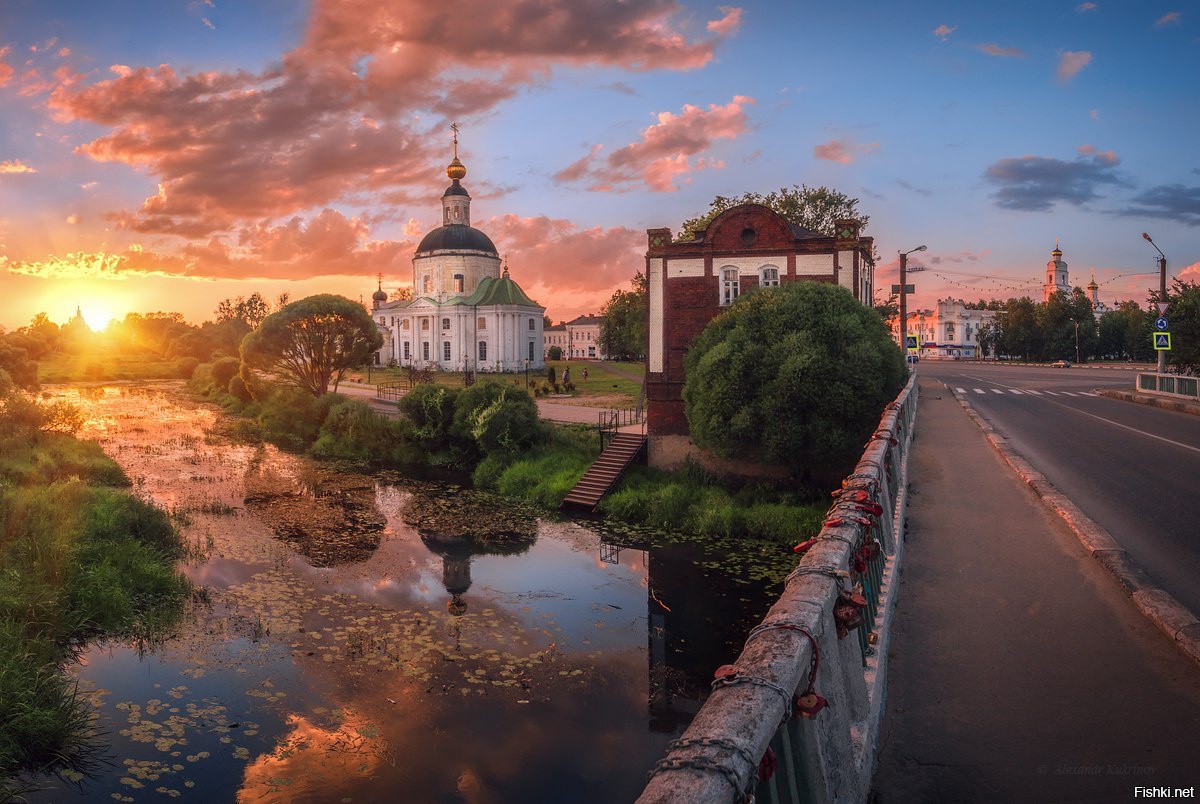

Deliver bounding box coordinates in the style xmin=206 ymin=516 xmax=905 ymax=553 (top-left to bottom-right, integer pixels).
xmin=757 ymin=746 xmax=777 ymax=781
xmin=794 ymin=691 xmax=828 ymax=718
xmin=834 ymin=588 xmax=867 ymax=639
xmin=792 ymin=537 xmax=818 ymax=554
xmin=862 ymin=540 xmax=882 ymax=561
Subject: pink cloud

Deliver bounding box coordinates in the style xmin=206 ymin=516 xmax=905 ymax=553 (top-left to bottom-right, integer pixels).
xmin=1057 ymin=50 xmax=1092 ymax=82
xmin=1076 ymin=143 xmax=1119 ymax=165
xmin=1155 ymin=11 xmax=1181 ymax=26
xmin=933 ymin=24 xmax=956 ymax=41
xmin=1179 ymin=262 xmax=1200 ymax=283
xmin=0 ymin=47 xmax=13 ymax=86
xmin=48 ymin=0 xmax=735 ymax=237
xmin=0 ymin=159 xmax=37 ymax=174
xmin=488 ymin=214 xmax=644 ymax=297
xmin=707 ymin=6 xmax=743 ymax=36
xmin=554 ymin=96 xmax=753 ymax=192
xmin=978 ymin=43 xmax=1025 ymax=58
xmin=813 ymin=138 xmax=878 ymax=165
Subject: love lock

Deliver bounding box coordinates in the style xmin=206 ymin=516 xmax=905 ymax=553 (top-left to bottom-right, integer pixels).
xmin=834 ymin=589 xmax=867 ymax=639
xmin=863 ymin=540 xmax=882 ymax=561
xmin=757 ymin=746 xmax=777 ymax=781
xmin=792 ymin=537 xmax=818 ymax=554
xmin=853 ymin=551 xmax=868 ymax=575
xmin=713 ymin=664 xmax=738 ymax=682
xmin=794 ymin=691 xmax=828 ymax=718
xmin=849 ymin=500 xmax=884 ymax=518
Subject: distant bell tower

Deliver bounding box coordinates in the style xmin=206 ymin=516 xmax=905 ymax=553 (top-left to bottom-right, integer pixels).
xmin=1044 ymin=241 xmax=1069 ymax=302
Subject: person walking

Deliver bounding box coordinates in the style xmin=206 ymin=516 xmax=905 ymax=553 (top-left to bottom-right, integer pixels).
xmin=562 ymin=366 xmax=570 ymax=385
xmin=582 ymin=367 xmax=589 ymax=382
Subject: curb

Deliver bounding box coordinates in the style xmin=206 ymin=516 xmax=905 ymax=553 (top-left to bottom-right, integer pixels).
xmin=945 ymin=382 xmax=1200 ymax=668
xmin=1096 ymin=388 xmax=1200 ymax=418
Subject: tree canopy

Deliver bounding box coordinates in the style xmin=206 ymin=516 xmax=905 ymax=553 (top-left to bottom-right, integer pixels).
xmin=682 ymin=282 xmax=906 ymax=477
xmin=678 ymin=184 xmax=869 ymax=242
xmin=598 ymin=271 xmax=647 ymax=361
xmin=241 ymin=294 xmax=383 ymax=397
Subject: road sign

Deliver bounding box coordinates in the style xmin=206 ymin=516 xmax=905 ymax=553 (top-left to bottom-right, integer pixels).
xmin=1155 ymin=317 xmax=1169 ymax=331
xmin=1158 ymin=302 xmax=1169 ymax=315
xmin=1153 ymin=332 xmax=1171 ymax=350
xmin=891 ymin=284 xmax=915 ymax=294
xmin=905 ymin=336 xmax=918 ymax=350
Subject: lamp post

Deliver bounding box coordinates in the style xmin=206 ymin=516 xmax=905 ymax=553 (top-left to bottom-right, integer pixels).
xmin=899 ymin=245 xmax=927 ymax=358
xmin=1074 ymin=320 xmax=1080 ymax=365
xmin=1141 ymin=233 xmax=1168 ymax=374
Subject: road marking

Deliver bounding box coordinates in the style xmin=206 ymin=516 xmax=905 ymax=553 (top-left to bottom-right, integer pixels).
xmin=1010 ymin=390 xmax=1024 ymax=394
xmin=991 ymin=389 xmax=1006 ymax=394
xmin=1060 ymin=391 xmax=1077 ymax=397
xmin=1024 ymin=389 xmax=1042 ymax=395
xmin=974 ymin=388 xmax=985 ymax=394
xmin=955 ymin=387 xmax=965 ymax=393
xmin=1043 ymin=391 xmax=1059 ymax=396
xmin=1081 ymin=392 xmax=1097 ymax=397
xmin=1041 ymin=399 xmax=1200 ymax=454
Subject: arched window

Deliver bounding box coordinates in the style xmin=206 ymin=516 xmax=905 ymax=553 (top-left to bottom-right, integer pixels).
xmin=761 ymin=267 xmax=780 ymax=287
xmin=453 ymin=274 xmax=464 ymax=293
xmin=721 ymin=267 xmax=739 ymax=306
xmin=528 ymin=318 xmax=535 ymax=330
xmin=478 ymin=340 xmax=487 ymax=361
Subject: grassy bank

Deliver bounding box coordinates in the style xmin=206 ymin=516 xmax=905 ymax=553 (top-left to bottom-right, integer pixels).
xmin=36 ymin=350 xmax=185 ymax=384
xmin=0 ymin=397 xmax=191 ymax=795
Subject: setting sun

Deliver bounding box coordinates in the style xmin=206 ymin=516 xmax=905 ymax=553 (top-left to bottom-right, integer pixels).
xmin=79 ymin=302 xmax=116 ymax=331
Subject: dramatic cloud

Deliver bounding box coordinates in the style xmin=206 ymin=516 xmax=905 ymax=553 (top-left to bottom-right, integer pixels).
xmin=1076 ymin=2 xmax=1098 ymax=11
xmin=1180 ymin=262 xmax=1200 ymax=282
xmin=979 ymin=44 xmax=1025 ymax=58
xmin=1057 ymin=50 xmax=1092 ymax=82
xmin=1155 ymin=11 xmax=1181 ymax=26
xmin=813 ymin=138 xmax=879 ymax=165
xmin=985 ymin=147 xmax=1124 ymax=211
xmin=489 ymin=214 xmax=644 ymax=295
xmin=553 ymin=96 xmax=753 ymax=191
xmin=49 ymin=0 xmax=740 ymax=236
xmin=0 ymin=160 xmax=37 ymax=174
xmin=5 ymin=209 xmax=412 ymax=281
xmin=933 ymin=24 xmax=956 ymax=41
xmin=1116 ymin=184 xmax=1200 ymax=226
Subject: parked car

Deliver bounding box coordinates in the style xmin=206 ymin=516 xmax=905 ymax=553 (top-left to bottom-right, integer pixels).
xmin=1051 ymin=359 xmax=1072 ymax=368
xmin=906 ymin=354 xmax=919 ymax=364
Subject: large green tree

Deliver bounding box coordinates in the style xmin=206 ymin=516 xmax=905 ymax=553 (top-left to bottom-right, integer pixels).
xmin=1164 ymin=279 xmax=1200 ymax=373
xmin=682 ymin=282 xmax=905 ymax=478
xmin=599 ymin=271 xmax=647 ymax=360
xmin=678 ymin=184 xmax=869 ymax=242
xmin=241 ymin=295 xmax=382 ymax=397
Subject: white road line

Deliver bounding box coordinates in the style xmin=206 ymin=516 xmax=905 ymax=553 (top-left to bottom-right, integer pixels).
xmin=1060 ymin=391 xmax=1077 ymax=397
xmin=1010 ymin=390 xmax=1024 ymax=394
xmin=1051 ymin=402 xmax=1200 ymax=454
xmin=1081 ymin=392 xmax=1097 ymax=397
xmin=991 ymin=389 xmax=1005 ymax=394
xmin=1024 ymin=389 xmax=1043 ymax=395
xmin=1043 ymin=391 xmax=1059 ymax=396
xmin=974 ymin=388 xmax=986 ymax=394
xmin=955 ymin=387 xmax=965 ymax=393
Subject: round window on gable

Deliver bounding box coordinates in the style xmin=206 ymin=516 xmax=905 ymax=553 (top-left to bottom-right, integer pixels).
xmin=740 ymin=227 xmax=757 ymax=245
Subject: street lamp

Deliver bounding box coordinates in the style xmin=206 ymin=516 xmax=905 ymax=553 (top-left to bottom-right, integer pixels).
xmin=899 ymin=245 xmax=927 ymax=358
xmin=1074 ymin=320 xmax=1080 ymax=365
xmin=1141 ymin=233 xmax=1168 ymax=374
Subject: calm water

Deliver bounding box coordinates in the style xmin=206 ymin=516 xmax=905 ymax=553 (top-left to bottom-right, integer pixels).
xmin=27 ymin=384 xmax=784 ymax=803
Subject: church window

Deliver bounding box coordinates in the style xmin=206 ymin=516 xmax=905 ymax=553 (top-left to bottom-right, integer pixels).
xmin=422 ymin=342 xmax=430 ymax=361
xmin=423 ymin=275 xmax=432 ymax=293
xmin=421 ymin=318 xmax=429 ymax=331
xmin=528 ymin=341 xmax=534 ymax=361
xmin=478 ymin=340 xmax=487 ymax=361
xmin=402 ymin=319 xmax=410 ymax=331
xmin=528 ymin=318 xmax=535 ymax=331
xmin=403 ymin=341 xmax=410 ymax=360
xmin=761 ymin=267 xmax=780 ymax=287
xmin=442 ymin=317 xmax=450 ymax=330
xmin=721 ymin=268 xmax=739 ymax=306
xmin=453 ymin=274 xmax=464 ymax=293
xmin=443 ymin=341 xmax=451 ymax=361
xmin=477 ymin=317 xmax=487 ymax=330
xmin=379 ymin=316 xmax=385 ymax=324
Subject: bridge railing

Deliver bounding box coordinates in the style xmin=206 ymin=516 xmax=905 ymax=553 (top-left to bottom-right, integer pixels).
xmin=1137 ymin=372 xmax=1199 ymax=401
xmin=639 ymin=372 xmax=919 ymax=804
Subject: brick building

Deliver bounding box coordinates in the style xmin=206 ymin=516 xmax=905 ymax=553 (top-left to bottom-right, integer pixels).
xmin=644 ymin=204 xmax=874 ymax=469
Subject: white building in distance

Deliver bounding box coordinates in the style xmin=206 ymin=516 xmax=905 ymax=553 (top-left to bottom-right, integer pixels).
xmin=371 ymin=131 xmax=545 ymax=372
xmin=909 ymin=298 xmax=998 ymax=359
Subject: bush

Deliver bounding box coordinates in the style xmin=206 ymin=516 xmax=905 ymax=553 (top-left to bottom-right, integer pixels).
xmin=175 ymin=357 xmax=200 ymax=379
xmin=547 ymin=346 xmax=563 ymax=361
xmin=211 ymin=356 xmax=241 ymax=389
xmin=546 ymin=365 xmax=557 ymax=384
xmin=683 ymin=282 xmax=905 ymax=478
xmin=227 ymin=375 xmax=253 ymax=402
xmin=399 ymin=384 xmax=461 ymax=449
xmin=450 ymin=381 xmax=541 ymax=458
xmin=311 ymin=399 xmax=423 ymax=465
xmin=257 ymin=387 xmax=340 ymax=450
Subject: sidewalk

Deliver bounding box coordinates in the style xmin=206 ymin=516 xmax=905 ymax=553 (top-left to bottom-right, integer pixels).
xmin=872 ymin=378 xmax=1200 ymax=802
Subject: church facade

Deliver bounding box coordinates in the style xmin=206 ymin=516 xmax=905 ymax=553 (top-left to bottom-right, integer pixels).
xmin=371 ymin=136 xmax=545 ymax=372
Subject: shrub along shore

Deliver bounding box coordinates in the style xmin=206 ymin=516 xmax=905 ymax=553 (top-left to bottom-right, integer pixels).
xmin=0 ymin=377 xmax=191 ymax=796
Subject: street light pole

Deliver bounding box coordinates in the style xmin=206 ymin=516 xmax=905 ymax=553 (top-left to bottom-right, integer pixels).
xmin=1142 ymin=233 xmax=1167 ymax=374
xmin=1074 ymin=320 xmax=1080 ymax=365
xmin=899 ymin=245 xmax=927 ymax=358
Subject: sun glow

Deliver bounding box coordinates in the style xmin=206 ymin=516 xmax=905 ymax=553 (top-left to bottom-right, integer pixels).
xmin=79 ymin=303 xmax=117 ymax=331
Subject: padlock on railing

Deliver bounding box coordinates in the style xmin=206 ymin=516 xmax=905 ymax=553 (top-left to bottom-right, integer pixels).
xmin=834 ymin=587 xmax=867 ymax=638
xmin=794 ymin=691 xmax=828 ymax=718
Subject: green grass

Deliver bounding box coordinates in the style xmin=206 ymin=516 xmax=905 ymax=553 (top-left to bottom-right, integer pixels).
xmin=472 ymin=424 xmax=599 ymax=507
xmin=37 ymin=350 xmax=183 ymax=384
xmin=0 ymin=422 xmax=190 ymax=794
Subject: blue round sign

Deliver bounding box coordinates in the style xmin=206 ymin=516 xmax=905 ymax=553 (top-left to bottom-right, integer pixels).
xmin=1155 ymin=316 xmax=1169 ymax=331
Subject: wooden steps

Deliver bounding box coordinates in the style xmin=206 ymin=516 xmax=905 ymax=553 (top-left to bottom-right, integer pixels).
xmin=560 ymin=432 xmax=647 ymax=512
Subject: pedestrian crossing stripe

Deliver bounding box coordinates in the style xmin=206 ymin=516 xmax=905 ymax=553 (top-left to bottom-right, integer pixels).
xmin=956 ymin=387 xmax=1100 ymax=398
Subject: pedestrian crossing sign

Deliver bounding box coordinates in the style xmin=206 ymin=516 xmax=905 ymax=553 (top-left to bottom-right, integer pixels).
xmin=1153 ymin=332 xmax=1171 ymax=350
xmin=905 ymin=335 xmax=918 ymax=350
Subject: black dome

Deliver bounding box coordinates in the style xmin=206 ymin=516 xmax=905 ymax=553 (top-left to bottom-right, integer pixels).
xmin=442 ymin=182 xmax=470 ymax=198
xmin=416 ymin=224 xmax=498 ymax=255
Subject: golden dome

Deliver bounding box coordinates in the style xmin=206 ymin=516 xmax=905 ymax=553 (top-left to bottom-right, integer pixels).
xmin=447 ymin=157 xmax=467 ymax=181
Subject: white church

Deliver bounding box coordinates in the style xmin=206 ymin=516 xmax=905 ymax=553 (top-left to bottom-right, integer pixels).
xmin=371 ymin=131 xmax=545 ymax=371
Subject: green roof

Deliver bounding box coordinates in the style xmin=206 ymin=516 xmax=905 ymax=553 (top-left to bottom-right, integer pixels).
xmin=460 ymin=275 xmax=541 ymax=308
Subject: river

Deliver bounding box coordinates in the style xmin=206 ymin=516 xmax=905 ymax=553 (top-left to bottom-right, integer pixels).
xmin=28 ymin=383 xmax=789 ymax=802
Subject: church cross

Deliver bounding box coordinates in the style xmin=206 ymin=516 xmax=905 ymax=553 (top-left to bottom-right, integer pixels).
xmin=451 ymin=122 xmax=460 ymax=157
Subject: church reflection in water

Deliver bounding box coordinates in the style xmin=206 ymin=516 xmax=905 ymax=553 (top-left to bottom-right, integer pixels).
xmin=420 ymin=531 xmax=536 ymax=616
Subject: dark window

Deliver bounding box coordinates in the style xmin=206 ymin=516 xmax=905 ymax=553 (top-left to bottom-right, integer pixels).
xmin=422 ymin=342 xmax=429 ymax=361
xmin=443 ymin=341 xmax=451 ymax=361
xmin=478 ymin=341 xmax=487 ymax=361
xmin=453 ymin=274 xmax=464 ymax=293
xmin=442 ymin=318 xmax=450 ymax=330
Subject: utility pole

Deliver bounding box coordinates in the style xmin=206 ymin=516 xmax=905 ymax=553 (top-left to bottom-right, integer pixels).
xmin=899 ymin=245 xmax=927 ymax=358
xmin=1142 ymin=233 xmax=1167 ymax=374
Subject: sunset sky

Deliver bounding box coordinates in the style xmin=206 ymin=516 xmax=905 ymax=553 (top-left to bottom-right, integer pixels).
xmin=1 ymin=0 xmax=1197 ymax=330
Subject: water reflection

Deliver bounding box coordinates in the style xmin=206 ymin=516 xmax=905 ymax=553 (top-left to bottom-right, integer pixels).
xmin=23 ymin=384 xmax=788 ymax=802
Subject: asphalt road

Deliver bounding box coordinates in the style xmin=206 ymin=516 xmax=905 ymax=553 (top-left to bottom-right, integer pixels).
xmin=915 ymin=361 xmax=1200 ymax=615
